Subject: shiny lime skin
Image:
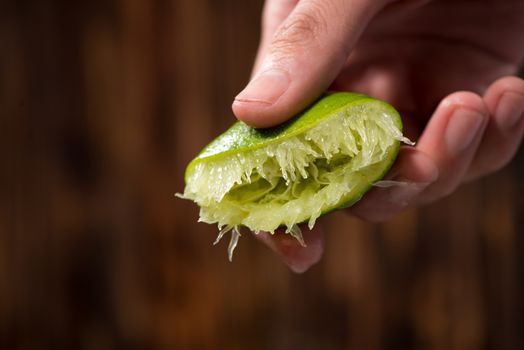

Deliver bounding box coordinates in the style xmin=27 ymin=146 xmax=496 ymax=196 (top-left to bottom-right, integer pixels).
xmin=183 ymin=92 xmax=405 ymax=227
xmin=185 ymin=92 xmax=403 ymax=183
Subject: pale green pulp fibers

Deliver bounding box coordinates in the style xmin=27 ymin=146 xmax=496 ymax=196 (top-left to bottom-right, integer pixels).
xmin=181 ymin=102 xmax=409 ymax=234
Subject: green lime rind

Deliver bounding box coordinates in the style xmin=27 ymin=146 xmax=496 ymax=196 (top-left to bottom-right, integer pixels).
xmin=185 ymin=92 xmax=401 ymax=181
xmin=180 ymin=92 xmax=410 ymax=249
xmin=293 ymin=131 xmax=401 ymax=224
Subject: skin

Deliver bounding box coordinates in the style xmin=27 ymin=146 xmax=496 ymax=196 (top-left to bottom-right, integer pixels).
xmin=232 ymin=0 xmax=524 ymax=273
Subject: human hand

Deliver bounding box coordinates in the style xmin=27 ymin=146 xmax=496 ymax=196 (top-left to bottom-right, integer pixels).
xmin=232 ymin=0 xmax=524 ymax=272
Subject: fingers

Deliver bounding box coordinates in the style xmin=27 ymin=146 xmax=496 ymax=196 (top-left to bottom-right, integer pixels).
xmin=415 ymin=92 xmax=489 ymax=203
xmin=342 ymin=80 xmax=524 ymax=222
xmin=466 ymin=76 xmax=524 ymax=180
xmin=255 ymin=224 xmax=325 ymax=273
xmin=254 ymin=80 xmax=523 ymax=270
xmin=351 ymin=91 xmax=489 ymax=221
xmin=349 ymin=147 xmax=438 ymax=222
xmin=233 ymin=0 xmax=391 ymax=128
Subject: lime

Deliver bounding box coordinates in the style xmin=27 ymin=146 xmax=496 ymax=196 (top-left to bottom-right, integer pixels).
xmin=178 ymin=92 xmax=412 ymax=260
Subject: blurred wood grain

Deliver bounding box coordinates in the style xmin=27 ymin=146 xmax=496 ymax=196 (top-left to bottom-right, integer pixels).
xmin=1 ymin=0 xmax=523 ymax=349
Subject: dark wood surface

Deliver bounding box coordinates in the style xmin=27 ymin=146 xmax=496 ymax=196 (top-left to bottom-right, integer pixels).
xmin=1 ymin=0 xmax=523 ymax=349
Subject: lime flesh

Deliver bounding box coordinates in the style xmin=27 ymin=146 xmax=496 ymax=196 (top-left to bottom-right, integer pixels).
xmin=179 ymin=92 xmax=412 ymax=259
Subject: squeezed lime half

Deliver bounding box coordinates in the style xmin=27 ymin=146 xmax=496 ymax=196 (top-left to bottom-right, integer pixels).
xmin=178 ymin=92 xmax=412 ymax=260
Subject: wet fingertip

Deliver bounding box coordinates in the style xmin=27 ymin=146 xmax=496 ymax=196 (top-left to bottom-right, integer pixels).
xmin=232 ymin=101 xmax=269 ymax=128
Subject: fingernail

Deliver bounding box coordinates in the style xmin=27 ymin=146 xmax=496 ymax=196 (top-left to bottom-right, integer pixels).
xmin=496 ymin=91 xmax=524 ymax=133
xmin=445 ymin=107 xmax=484 ymax=156
xmin=234 ymin=69 xmax=290 ymax=105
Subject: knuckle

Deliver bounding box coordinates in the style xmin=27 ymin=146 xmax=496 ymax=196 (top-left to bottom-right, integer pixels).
xmin=262 ymin=0 xmax=298 ymax=34
xmin=269 ymin=9 xmax=327 ymax=56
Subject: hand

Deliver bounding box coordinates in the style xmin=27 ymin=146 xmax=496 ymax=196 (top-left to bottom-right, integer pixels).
xmin=232 ymin=0 xmax=524 ymax=273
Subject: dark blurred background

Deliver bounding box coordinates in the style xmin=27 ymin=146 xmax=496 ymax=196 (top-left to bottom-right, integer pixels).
xmin=1 ymin=0 xmax=523 ymax=349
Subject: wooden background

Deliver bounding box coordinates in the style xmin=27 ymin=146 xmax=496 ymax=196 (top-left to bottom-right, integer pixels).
xmin=1 ymin=0 xmax=523 ymax=349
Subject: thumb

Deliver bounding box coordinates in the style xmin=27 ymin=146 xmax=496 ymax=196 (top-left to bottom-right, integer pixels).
xmin=233 ymin=0 xmax=391 ymax=128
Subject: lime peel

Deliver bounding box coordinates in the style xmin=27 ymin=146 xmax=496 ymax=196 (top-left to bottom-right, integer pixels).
xmin=178 ymin=93 xmax=412 ymax=260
